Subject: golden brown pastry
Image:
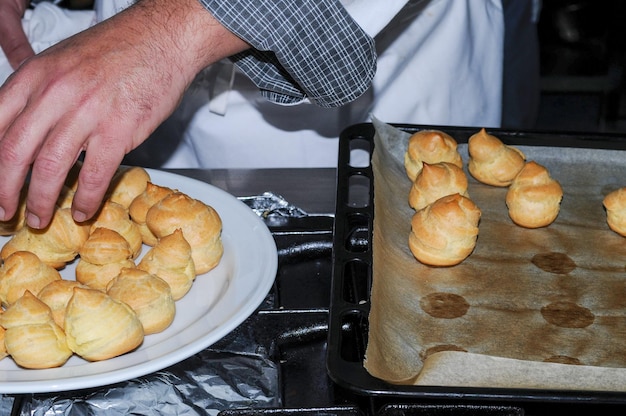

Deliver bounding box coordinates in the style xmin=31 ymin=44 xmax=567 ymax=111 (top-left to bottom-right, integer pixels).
xmin=0 ymin=250 xmax=62 ymax=307
xmin=468 ymin=128 xmax=526 ymax=187
xmin=107 ymin=268 xmax=176 ymax=334
xmin=90 ymin=201 xmax=143 ymax=259
xmin=129 ymin=182 xmax=175 ymax=246
xmin=506 ymin=161 xmax=563 ymax=228
xmin=0 ymin=289 xmax=52 ymax=327
xmin=76 ymin=227 xmax=136 ymax=291
xmin=107 ymin=166 xmax=151 ymax=209
xmin=37 ymin=280 xmax=87 ymax=329
xmin=4 ymin=321 xmax=71 ymax=368
xmin=603 ymin=187 xmax=626 ymax=237
xmin=1 ymin=291 xmax=72 ymax=368
xmin=408 ymin=162 xmax=469 ymax=211
xmin=0 ymin=207 xmax=90 ymax=269
xmin=404 ymin=130 xmax=463 ymax=182
xmin=409 ymin=193 xmax=481 ymax=266
xmin=137 ymin=229 xmax=196 ymax=300
xmin=64 ymin=287 xmax=144 ymax=361
xmin=146 ymin=192 xmax=223 ymax=274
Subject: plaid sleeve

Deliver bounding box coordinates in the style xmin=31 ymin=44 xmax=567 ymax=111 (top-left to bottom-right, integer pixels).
xmin=198 ymin=0 xmax=376 ymax=107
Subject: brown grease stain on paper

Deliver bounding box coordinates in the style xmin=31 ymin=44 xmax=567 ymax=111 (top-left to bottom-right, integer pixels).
xmin=532 ymin=252 xmax=577 ymax=274
xmin=541 ymin=301 xmax=595 ymax=328
xmin=420 ymin=292 xmax=469 ymax=319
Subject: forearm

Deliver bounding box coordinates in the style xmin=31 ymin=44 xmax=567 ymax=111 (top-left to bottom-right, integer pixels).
xmin=124 ymin=0 xmax=250 ymax=87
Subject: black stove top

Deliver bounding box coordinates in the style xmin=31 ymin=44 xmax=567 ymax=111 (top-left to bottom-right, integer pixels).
xmin=6 ymin=215 xmax=626 ymax=415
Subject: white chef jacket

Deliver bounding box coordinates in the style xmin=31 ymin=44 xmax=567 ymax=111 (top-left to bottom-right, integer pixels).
xmin=0 ymin=0 xmax=528 ymax=170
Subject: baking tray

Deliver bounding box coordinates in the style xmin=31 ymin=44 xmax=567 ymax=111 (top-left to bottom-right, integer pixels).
xmin=327 ymin=122 xmax=626 ymax=406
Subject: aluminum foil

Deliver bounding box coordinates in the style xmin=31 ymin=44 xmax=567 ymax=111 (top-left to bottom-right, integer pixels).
xmin=11 ymin=347 xmax=278 ymax=416
xmin=238 ymin=192 xmax=308 ymax=218
xmin=0 ymin=396 xmax=14 ymax=416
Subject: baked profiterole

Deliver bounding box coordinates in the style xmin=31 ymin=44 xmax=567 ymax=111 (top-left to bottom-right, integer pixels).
xmin=76 ymin=227 xmax=136 ymax=291
xmin=37 ymin=280 xmax=87 ymax=329
xmin=408 ymin=162 xmax=469 ymax=211
xmin=603 ymin=187 xmax=626 ymax=237
xmin=64 ymin=287 xmax=144 ymax=361
xmin=129 ymin=182 xmax=175 ymax=246
xmin=404 ymin=130 xmax=463 ymax=182
xmin=90 ymin=201 xmax=143 ymax=259
xmin=137 ymin=229 xmax=196 ymax=300
xmin=107 ymin=268 xmax=176 ymax=335
xmin=0 ymin=207 xmax=90 ymax=269
xmin=467 ymin=128 xmax=526 ymax=187
xmin=1 ymin=291 xmax=72 ymax=368
xmin=146 ymin=192 xmax=223 ymax=274
xmin=506 ymin=161 xmax=563 ymax=228
xmin=0 ymin=167 xmax=229 ymax=368
xmin=0 ymin=251 xmax=62 ymax=307
xmin=106 ymin=166 xmax=151 ymax=209
xmin=1 ymin=289 xmax=53 ymax=327
xmin=409 ymin=193 xmax=481 ymax=266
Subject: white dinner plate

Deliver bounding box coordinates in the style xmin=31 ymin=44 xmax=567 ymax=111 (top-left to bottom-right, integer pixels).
xmin=0 ymin=169 xmax=278 ymax=393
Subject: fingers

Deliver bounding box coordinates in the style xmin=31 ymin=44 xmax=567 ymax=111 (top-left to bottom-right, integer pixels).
xmin=11 ymin=85 xmax=127 ymax=228
xmin=3 ymin=113 xmax=125 ymax=229
xmin=22 ymin=122 xmax=90 ymax=229
xmin=0 ymin=71 xmax=40 ymax=223
xmin=0 ymin=80 xmax=82 ymax=227
xmin=70 ymin=139 xmax=126 ymax=223
xmin=0 ymin=63 xmax=123 ymax=229
xmin=0 ymin=0 xmax=35 ymax=69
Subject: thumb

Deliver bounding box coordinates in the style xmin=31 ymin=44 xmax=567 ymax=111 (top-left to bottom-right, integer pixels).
xmin=0 ymin=8 xmax=35 ymax=69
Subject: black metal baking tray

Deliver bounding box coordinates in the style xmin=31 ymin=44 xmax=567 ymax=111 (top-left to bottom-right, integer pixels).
xmin=327 ymin=122 xmax=626 ymax=406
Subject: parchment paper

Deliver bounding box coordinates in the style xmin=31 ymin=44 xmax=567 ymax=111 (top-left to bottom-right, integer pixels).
xmin=363 ymin=118 xmax=626 ymax=391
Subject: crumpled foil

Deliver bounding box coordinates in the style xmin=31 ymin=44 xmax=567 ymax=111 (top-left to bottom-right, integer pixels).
xmin=238 ymin=192 xmax=308 ymax=218
xmin=9 ymin=336 xmax=278 ymax=416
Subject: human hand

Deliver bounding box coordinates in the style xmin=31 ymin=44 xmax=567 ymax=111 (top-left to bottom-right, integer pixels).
xmin=0 ymin=0 xmax=34 ymax=69
xmin=0 ymin=0 xmax=248 ymax=229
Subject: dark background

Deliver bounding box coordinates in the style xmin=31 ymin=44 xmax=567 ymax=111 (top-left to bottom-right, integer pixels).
xmin=535 ymin=0 xmax=626 ymax=133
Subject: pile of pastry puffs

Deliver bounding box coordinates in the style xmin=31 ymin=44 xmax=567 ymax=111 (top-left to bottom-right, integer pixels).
xmin=0 ymin=165 xmax=223 ymax=368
